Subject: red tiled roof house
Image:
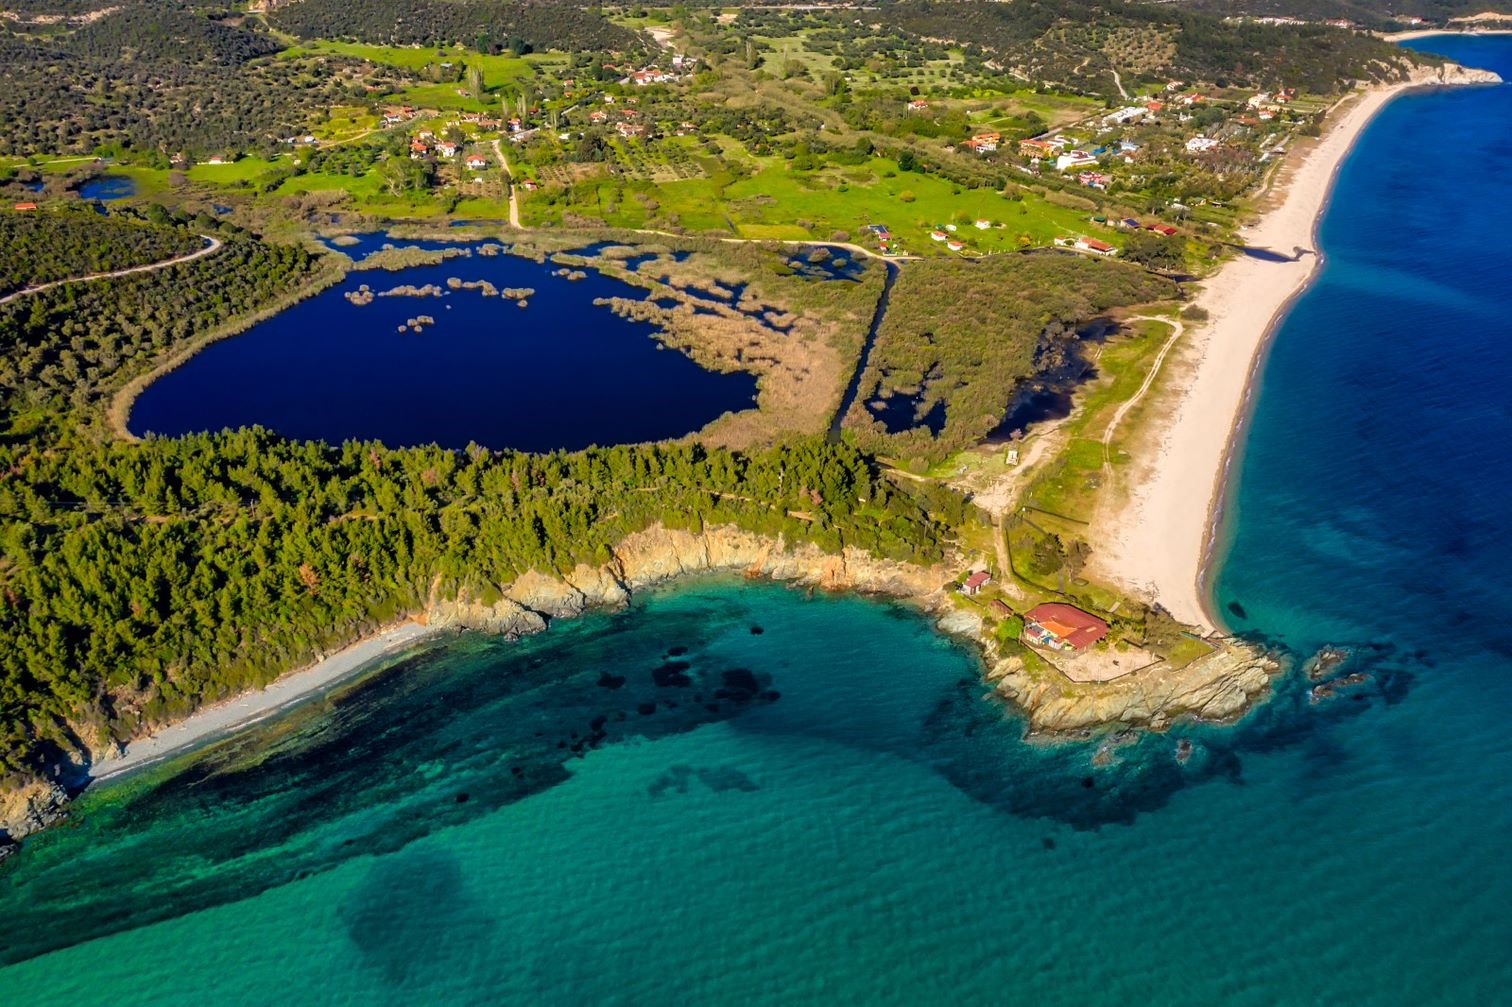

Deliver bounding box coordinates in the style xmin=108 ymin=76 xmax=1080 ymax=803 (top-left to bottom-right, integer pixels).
xmin=1022 ymin=603 xmax=1109 ymax=651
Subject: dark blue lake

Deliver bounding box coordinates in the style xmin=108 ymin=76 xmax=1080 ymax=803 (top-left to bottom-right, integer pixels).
xmin=77 ymin=174 xmax=135 ymax=201
xmin=128 ymin=240 xmax=759 ymax=451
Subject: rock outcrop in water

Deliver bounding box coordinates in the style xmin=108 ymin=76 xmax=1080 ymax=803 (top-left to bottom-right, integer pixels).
xmin=1413 ymin=60 xmax=1503 ymax=86
xmin=0 ymin=779 xmax=69 ymax=855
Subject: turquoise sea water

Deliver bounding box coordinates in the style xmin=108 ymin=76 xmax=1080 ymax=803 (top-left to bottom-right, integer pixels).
xmin=4 ymin=41 xmax=1512 ymax=1004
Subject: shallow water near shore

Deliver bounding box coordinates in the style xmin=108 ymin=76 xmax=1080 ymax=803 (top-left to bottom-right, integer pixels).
xmin=4 ymin=42 xmax=1512 ymax=1004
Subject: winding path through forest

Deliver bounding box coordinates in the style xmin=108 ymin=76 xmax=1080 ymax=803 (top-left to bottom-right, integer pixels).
xmin=0 ymin=234 xmax=223 ymax=306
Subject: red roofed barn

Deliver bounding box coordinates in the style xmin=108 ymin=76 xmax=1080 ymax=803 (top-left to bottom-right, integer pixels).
xmin=1023 ymin=603 xmax=1109 ymax=651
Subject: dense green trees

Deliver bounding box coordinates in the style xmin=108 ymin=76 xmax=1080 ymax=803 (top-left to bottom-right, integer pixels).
xmin=1119 ymin=231 xmax=1186 ymax=271
xmin=0 ymin=431 xmax=951 ymax=782
xmin=877 ymin=0 xmax=1427 ymax=93
xmin=268 ymin=0 xmax=645 ymax=55
xmin=0 ymin=206 xmax=203 ymax=296
xmin=0 ymin=225 xmax=322 ymax=424
xmin=0 ymin=7 xmax=358 ymax=157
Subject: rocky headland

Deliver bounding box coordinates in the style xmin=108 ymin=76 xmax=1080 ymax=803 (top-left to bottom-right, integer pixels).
xmin=426 ymin=523 xmax=1280 ymax=735
xmin=0 ymin=524 xmax=1280 ymax=850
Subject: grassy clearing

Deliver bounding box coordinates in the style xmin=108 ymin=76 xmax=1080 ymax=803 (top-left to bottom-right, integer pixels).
xmin=283 ymin=41 xmax=539 ymax=89
xmin=530 ymin=154 xmax=1108 ymax=253
xmin=187 ymin=157 xmax=282 ymax=184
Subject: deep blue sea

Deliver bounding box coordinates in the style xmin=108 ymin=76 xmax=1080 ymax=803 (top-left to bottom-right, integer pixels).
xmin=128 ymin=239 xmax=758 ymax=451
xmin=3 ymin=40 xmax=1511 ymax=1004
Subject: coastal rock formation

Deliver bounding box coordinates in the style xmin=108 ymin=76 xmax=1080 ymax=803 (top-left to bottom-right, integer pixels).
xmin=0 ymin=779 xmax=69 ymax=849
xmin=429 ymin=522 xmax=1279 ymax=737
xmin=987 ymin=627 xmax=1280 ymax=734
xmin=429 ymin=524 xmax=946 ymax=637
xmin=1413 ymin=60 xmax=1502 ymax=86
xmin=1 ymin=524 xmax=1284 ymax=843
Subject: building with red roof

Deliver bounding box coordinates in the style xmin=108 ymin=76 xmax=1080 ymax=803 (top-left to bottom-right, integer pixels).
xmin=961 ymin=570 xmax=992 ymax=596
xmin=1023 ymin=603 xmax=1109 ymax=651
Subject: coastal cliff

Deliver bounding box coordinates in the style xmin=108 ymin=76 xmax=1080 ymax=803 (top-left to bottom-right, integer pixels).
xmin=1 ymin=524 xmax=1281 ymax=847
xmin=427 ymin=523 xmax=1280 ymax=736
xmin=1411 ymin=60 xmax=1502 ymax=85
xmin=427 ymin=523 xmax=946 ymax=635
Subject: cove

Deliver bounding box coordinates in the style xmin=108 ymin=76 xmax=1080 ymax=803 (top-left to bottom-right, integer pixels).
xmin=127 ymin=238 xmax=758 ymax=451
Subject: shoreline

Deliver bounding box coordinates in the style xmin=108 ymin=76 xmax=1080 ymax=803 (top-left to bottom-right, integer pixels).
xmin=1092 ymin=64 xmax=1500 ymax=630
xmin=87 ymin=620 xmax=445 ymax=781
xmin=1384 ymin=28 xmax=1512 ymax=43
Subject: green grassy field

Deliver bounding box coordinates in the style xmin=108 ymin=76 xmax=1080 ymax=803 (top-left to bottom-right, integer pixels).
xmin=282 ymin=41 xmax=539 ymax=89
xmin=187 ymin=157 xmax=283 ymax=184
xmin=526 ymin=154 xmax=1112 ymax=253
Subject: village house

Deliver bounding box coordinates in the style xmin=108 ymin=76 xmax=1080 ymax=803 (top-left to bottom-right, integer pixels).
xmin=465 ymin=154 xmax=489 ymax=170
xmin=907 ymin=99 xmax=929 ymax=111
xmin=946 ymin=240 xmax=965 ymax=252
xmin=974 ymin=218 xmax=991 ymax=229
xmin=1145 ymin=223 xmax=1178 ymax=237
xmin=629 ymin=68 xmax=676 ymax=86
xmin=1022 ymin=603 xmax=1110 ymax=652
xmin=589 ymin=109 xmax=609 ymax=123
xmin=929 ymin=229 xmax=948 ymax=241
xmin=965 ymin=131 xmax=1000 ymax=153
xmin=960 ymin=571 xmax=992 ymax=596
xmin=12 ymin=201 xmax=38 ymax=211
xmin=1018 ymin=138 xmax=1056 ymax=159
xmin=1078 ymin=171 xmax=1109 ymax=190
xmin=436 ymin=141 xmax=459 ymax=159
xmin=1104 ymin=106 xmax=1146 ymax=126
xmin=615 ymin=121 xmax=647 ymax=138
xmin=409 ymin=140 xmax=429 ymax=159
xmin=1074 ymin=236 xmax=1116 ymax=256
xmin=1186 ymin=136 xmax=1220 ymax=153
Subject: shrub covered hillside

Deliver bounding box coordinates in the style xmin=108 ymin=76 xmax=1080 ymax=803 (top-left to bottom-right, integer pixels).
xmin=0 ymin=217 xmax=325 ymax=428
xmin=267 ymin=0 xmax=647 ymax=55
xmin=0 ymin=4 xmax=340 ymax=157
xmin=877 ymin=0 xmax=1430 ymax=94
xmin=0 ymin=206 xmax=204 ymax=297
xmin=845 ymin=253 xmax=1176 ymax=464
xmin=0 ymin=432 xmax=962 ymax=784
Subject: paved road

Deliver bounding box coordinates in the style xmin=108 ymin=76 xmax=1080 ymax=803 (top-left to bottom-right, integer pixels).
xmin=0 ymin=234 xmax=224 ymax=306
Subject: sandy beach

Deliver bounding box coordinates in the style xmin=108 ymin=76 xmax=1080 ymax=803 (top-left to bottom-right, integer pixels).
xmin=88 ymin=620 xmax=444 ymax=781
xmin=1091 ymin=65 xmax=1498 ymax=630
